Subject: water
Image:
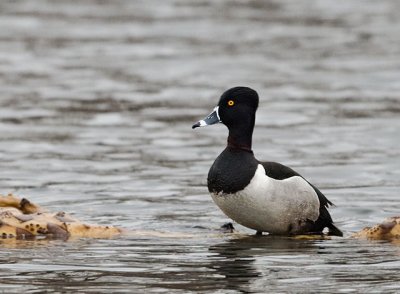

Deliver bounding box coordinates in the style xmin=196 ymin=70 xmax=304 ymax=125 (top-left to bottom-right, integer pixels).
xmin=0 ymin=0 xmax=400 ymax=292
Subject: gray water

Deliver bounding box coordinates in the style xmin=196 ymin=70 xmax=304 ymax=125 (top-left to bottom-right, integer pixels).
xmin=0 ymin=0 xmax=400 ymax=292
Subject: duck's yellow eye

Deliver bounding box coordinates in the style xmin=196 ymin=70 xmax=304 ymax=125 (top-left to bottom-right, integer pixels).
xmin=227 ymin=100 xmax=235 ymax=106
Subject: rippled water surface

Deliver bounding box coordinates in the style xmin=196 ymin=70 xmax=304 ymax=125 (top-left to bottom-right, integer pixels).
xmin=1 ymin=0 xmax=400 ymax=292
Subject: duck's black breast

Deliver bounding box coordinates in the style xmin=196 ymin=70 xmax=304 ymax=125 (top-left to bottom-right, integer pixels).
xmin=207 ymin=147 xmax=259 ymax=194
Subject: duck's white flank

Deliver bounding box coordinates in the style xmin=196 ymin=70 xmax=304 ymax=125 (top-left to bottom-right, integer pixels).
xmin=211 ymin=164 xmax=320 ymax=234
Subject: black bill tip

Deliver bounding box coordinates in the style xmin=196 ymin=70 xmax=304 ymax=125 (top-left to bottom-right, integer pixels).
xmin=192 ymin=122 xmax=201 ymax=129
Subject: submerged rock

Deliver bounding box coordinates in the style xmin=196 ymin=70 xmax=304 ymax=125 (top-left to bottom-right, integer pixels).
xmin=2 ymin=193 xmax=400 ymax=242
xmin=352 ymin=217 xmax=400 ymax=240
xmin=0 ymin=194 xmax=122 ymax=239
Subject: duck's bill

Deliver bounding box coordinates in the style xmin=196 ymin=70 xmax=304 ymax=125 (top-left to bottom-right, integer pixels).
xmin=192 ymin=106 xmax=221 ymax=129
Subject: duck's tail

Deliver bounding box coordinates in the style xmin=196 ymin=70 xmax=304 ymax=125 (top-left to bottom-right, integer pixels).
xmin=328 ymin=223 xmax=343 ymax=237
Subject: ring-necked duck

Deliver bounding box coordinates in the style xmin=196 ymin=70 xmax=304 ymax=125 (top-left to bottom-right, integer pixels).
xmin=193 ymin=87 xmax=343 ymax=236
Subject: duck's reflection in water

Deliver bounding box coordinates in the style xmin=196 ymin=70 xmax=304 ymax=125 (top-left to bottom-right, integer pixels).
xmin=208 ymin=234 xmax=319 ymax=293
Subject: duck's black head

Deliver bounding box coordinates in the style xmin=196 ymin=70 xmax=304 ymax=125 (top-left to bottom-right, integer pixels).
xmin=217 ymin=87 xmax=259 ymax=129
xmin=192 ymin=87 xmax=259 ymax=151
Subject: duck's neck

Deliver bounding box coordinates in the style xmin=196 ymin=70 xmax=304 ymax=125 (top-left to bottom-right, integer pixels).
xmin=227 ymin=118 xmax=255 ymax=153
